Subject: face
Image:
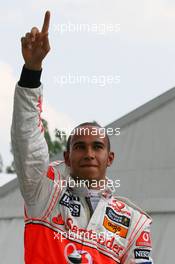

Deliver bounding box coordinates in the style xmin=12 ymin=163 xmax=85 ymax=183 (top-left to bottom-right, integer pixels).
xmin=64 ymin=126 xmax=114 ymax=184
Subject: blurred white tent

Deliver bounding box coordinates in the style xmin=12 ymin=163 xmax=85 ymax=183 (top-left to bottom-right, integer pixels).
xmin=107 ymin=86 xmax=175 ymax=263
xmin=0 ymin=173 xmax=16 ymax=187
xmin=0 ymin=177 xmax=24 ymax=264
xmin=1 ymin=87 xmax=175 ymax=263
xmin=0 ymin=154 xmax=3 ymax=172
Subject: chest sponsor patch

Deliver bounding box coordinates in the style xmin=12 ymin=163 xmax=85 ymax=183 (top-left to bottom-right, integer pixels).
xmin=134 ymin=249 xmax=151 ymax=260
xmin=66 ymin=218 xmax=124 ymax=256
xmin=136 ymin=231 xmax=152 ymax=247
xmin=103 ymin=216 xmax=128 ymax=238
xmin=60 ymin=193 xmax=81 ymax=217
xmin=108 ymin=199 xmax=131 ymax=217
xmin=106 ymin=207 xmax=130 ymax=227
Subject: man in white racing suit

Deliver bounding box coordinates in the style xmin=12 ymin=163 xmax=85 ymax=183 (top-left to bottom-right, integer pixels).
xmin=11 ymin=11 xmax=154 ymax=264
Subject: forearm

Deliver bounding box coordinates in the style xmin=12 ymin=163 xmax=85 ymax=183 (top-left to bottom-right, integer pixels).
xmin=11 ymin=69 xmax=50 ymax=207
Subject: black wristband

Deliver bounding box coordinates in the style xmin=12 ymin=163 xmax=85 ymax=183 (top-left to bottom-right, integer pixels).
xmin=18 ymin=65 xmax=42 ymax=88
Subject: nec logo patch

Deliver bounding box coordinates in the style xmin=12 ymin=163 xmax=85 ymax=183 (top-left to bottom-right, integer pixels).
xmin=106 ymin=207 xmax=130 ymax=227
xmin=60 ymin=193 xmax=80 ymax=217
xmin=134 ymin=249 xmax=151 ymax=260
xmin=136 ymin=231 xmax=152 ymax=247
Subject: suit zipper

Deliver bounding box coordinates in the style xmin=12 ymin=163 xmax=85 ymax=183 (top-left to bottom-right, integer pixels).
xmin=85 ymin=197 xmax=94 ymax=218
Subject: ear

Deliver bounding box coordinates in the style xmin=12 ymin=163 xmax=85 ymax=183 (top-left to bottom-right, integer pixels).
xmin=64 ymin=151 xmax=70 ymax=167
xmin=107 ymin=151 xmax=114 ymax=167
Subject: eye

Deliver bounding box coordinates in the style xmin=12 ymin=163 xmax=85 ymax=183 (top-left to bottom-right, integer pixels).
xmin=74 ymin=144 xmax=85 ymax=150
xmin=94 ymin=144 xmax=103 ymax=150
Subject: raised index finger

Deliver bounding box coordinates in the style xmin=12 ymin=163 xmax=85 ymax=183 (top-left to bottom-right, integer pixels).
xmin=41 ymin=11 xmax=50 ymax=34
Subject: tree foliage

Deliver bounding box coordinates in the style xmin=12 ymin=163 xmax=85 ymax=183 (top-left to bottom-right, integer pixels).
xmin=6 ymin=119 xmax=67 ymax=173
xmin=42 ymin=119 xmax=67 ymax=158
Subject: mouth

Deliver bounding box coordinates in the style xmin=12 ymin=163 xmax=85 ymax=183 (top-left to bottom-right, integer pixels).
xmin=80 ymin=164 xmax=98 ymax=168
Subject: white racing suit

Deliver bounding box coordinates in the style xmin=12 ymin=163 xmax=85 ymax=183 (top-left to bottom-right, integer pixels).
xmin=11 ymin=83 xmax=154 ymax=264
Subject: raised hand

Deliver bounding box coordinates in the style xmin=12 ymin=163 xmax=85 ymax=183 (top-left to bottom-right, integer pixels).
xmin=21 ymin=11 xmax=51 ymax=70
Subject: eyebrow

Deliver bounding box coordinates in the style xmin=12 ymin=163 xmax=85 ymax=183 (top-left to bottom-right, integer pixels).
xmin=72 ymin=140 xmax=105 ymax=147
xmin=93 ymin=141 xmax=105 ymax=146
xmin=72 ymin=141 xmax=85 ymax=147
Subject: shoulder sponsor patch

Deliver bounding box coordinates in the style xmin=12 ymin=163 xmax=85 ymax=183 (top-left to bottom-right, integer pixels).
xmin=60 ymin=193 xmax=81 ymax=217
xmin=106 ymin=207 xmax=130 ymax=227
xmin=52 ymin=214 xmax=65 ymax=225
xmin=134 ymin=249 xmax=151 ymax=260
xmin=103 ymin=216 xmax=128 ymax=238
xmin=136 ymin=231 xmax=152 ymax=247
xmin=47 ymin=166 xmax=55 ymax=180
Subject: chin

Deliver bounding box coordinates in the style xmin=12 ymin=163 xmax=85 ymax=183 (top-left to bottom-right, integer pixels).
xmin=77 ymin=171 xmax=101 ymax=181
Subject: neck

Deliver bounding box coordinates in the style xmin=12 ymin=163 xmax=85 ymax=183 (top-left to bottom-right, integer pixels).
xmin=70 ymin=174 xmax=107 ymax=190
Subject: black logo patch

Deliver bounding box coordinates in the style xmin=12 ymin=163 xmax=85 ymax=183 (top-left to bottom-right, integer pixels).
xmin=60 ymin=193 xmax=80 ymax=217
xmin=106 ymin=207 xmax=130 ymax=227
xmin=134 ymin=249 xmax=151 ymax=260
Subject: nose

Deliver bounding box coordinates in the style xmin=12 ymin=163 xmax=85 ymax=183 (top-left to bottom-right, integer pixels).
xmin=84 ymin=147 xmax=95 ymax=160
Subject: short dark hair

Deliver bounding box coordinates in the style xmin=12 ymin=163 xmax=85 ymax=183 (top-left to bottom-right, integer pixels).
xmin=66 ymin=121 xmax=111 ymax=151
